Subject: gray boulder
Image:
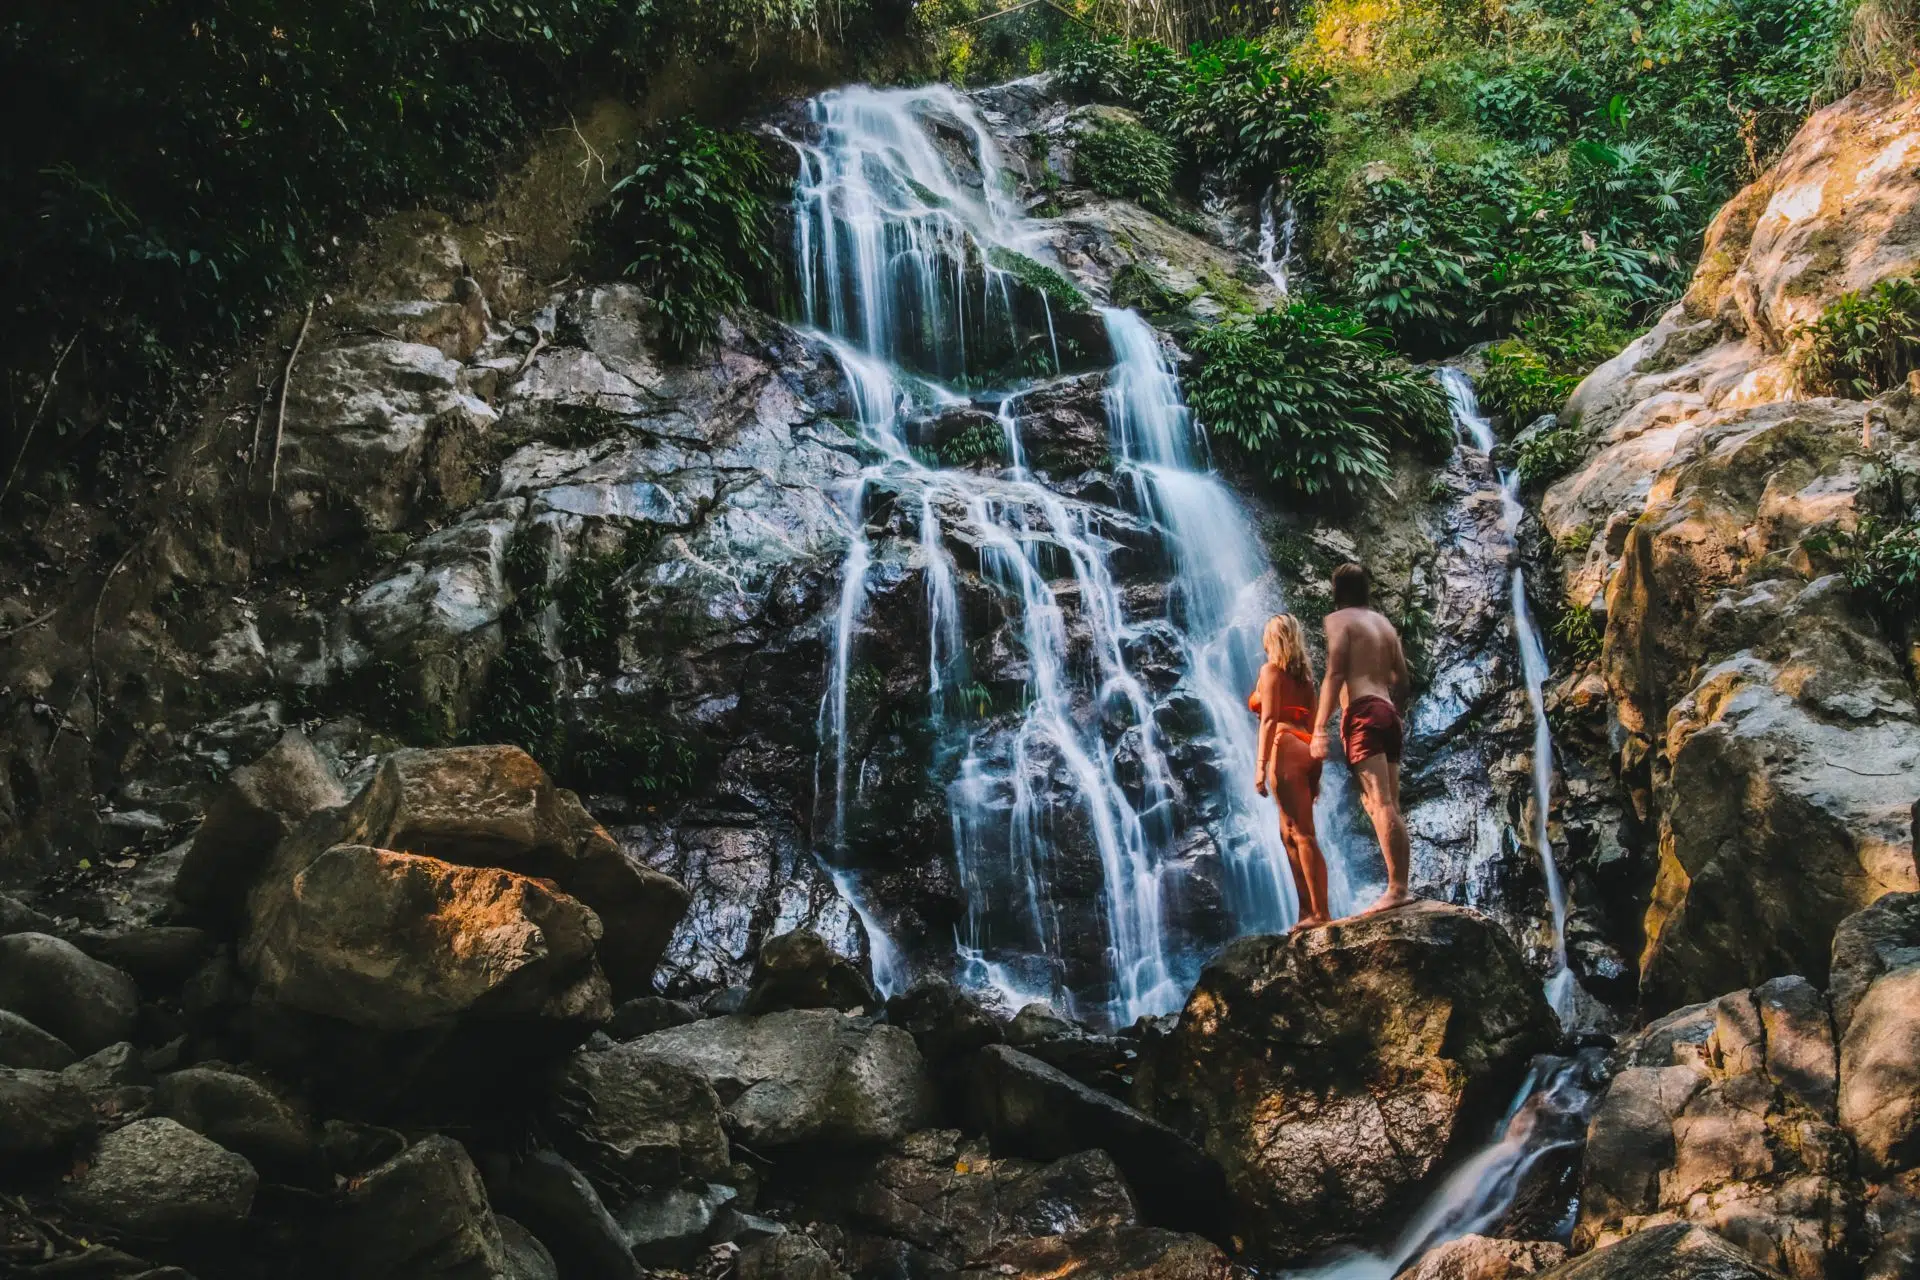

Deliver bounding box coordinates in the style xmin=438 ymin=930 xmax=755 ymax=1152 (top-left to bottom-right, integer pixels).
xmin=499 ymin=1149 xmax=642 ymax=1280
xmin=154 ymin=1067 xmax=313 ymax=1175
xmin=0 ymin=932 xmax=139 ymax=1054
xmin=499 ymin=1216 xmax=559 ymax=1280
xmin=0 ymin=1067 xmax=94 ymax=1159
xmin=62 ymin=1117 xmax=258 ymax=1238
xmin=737 ymin=1233 xmax=845 ymax=1280
xmin=176 ymin=729 xmax=347 ymax=928
xmin=62 ymin=1042 xmax=152 ymax=1091
xmin=331 ymin=1135 xmax=513 ymax=1279
xmin=956 ymin=1224 xmax=1238 ymax=1279
xmin=547 ymin=1041 xmax=730 ymax=1201
xmin=628 ymin=1009 xmax=931 ymax=1148
xmin=967 ymin=1044 xmax=1228 ymax=1243
xmin=741 ymin=928 xmax=877 ymax=1015
xmin=616 ymin=1181 xmax=737 ymax=1268
xmin=0 ymin=1008 xmax=76 ymax=1070
xmin=885 ymin=977 xmax=1002 ymax=1071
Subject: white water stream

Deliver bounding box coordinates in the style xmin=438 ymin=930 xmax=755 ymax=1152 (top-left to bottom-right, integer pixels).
xmin=789 ymin=85 xmax=1350 ymax=1022
xmin=1256 ymin=182 xmax=1298 ymax=296
xmin=1436 ymin=368 xmax=1577 ymax=1026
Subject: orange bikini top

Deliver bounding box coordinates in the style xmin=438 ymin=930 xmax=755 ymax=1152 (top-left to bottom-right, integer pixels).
xmin=1247 ymin=691 xmax=1315 ymax=727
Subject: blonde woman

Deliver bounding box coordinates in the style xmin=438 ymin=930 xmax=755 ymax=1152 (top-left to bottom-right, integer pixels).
xmin=1249 ymin=614 xmax=1332 ymax=929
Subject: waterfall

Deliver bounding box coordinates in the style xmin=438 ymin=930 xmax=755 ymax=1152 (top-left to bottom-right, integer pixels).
xmin=1256 ymin=182 xmax=1298 ymax=296
xmin=1287 ymin=1050 xmax=1608 ymax=1279
xmin=1435 ymin=368 xmax=1576 ymax=1026
xmin=791 ymin=84 xmax=1316 ymax=1023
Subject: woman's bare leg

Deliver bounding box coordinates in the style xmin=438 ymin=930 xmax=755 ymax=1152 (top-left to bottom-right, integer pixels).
xmin=1276 ymin=739 xmax=1330 ymax=927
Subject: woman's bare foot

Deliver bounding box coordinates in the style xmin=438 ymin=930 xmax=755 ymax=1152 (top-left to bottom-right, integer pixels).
xmin=1289 ymin=913 xmax=1331 ymax=933
xmin=1360 ymin=887 xmax=1418 ymax=916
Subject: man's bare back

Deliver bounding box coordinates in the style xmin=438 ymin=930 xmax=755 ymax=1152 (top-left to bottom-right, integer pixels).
xmin=1309 ymin=564 xmax=1418 ymax=916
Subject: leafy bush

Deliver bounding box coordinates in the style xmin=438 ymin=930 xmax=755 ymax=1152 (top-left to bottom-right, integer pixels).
xmin=1793 ymin=277 xmax=1920 ymax=398
xmin=1075 ymin=117 xmax=1180 ymax=212
xmin=1054 ymin=35 xmax=1331 ymax=187
xmin=1480 ymin=314 xmax=1631 ymax=423
xmin=1551 ymin=602 xmax=1604 ymax=664
xmin=1187 ymin=302 xmax=1451 ymax=497
xmin=1515 ymin=420 xmax=1587 ymax=489
xmin=986 ymin=248 xmax=1091 ymax=312
xmin=604 ymin=120 xmax=779 ymax=356
xmin=1806 ymin=463 xmax=1920 ymax=631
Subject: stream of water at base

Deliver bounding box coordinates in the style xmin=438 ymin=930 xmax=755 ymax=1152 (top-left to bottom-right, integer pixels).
xmin=787 ymin=84 xmax=1361 ymax=1023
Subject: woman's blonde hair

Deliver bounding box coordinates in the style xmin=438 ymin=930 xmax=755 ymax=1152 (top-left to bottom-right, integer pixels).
xmin=1263 ymin=614 xmax=1314 ymax=685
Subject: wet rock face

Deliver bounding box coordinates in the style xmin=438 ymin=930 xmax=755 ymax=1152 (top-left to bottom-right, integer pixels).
xmin=1575 ymin=978 xmax=1856 ymax=1278
xmin=1544 ymin=88 xmax=1920 ymax=1017
xmin=1547 ymin=1223 xmax=1791 ymax=1279
xmin=1137 ymin=902 xmax=1557 ymax=1264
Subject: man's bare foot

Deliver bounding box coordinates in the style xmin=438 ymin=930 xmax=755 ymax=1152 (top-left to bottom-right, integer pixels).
xmin=1359 ymin=887 xmax=1419 ymax=916
xmin=1289 ymin=913 xmax=1331 ymax=933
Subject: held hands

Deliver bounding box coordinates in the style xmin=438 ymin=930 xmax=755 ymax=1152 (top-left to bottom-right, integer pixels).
xmin=1309 ymin=730 xmax=1330 ymax=762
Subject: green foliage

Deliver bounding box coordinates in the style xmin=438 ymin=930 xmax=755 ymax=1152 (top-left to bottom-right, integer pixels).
xmin=1793 ymin=277 xmax=1920 ymax=398
xmin=1515 ymin=419 xmax=1587 ymax=489
xmin=1806 ymin=463 xmax=1920 ymax=632
xmin=1111 ymin=263 xmax=1193 ymax=316
xmin=1054 ymin=35 xmax=1332 ymax=187
xmin=939 ymin=419 xmax=1007 ymax=467
xmin=555 ymin=526 xmax=656 ymax=663
xmin=1557 ymin=521 xmax=1599 ymax=555
xmin=1480 ymin=314 xmax=1630 ymax=423
xmin=1186 ymin=302 xmax=1452 ymax=497
xmin=605 ymin=119 xmax=779 ymax=356
xmin=1551 ymin=601 xmax=1603 ymax=664
xmin=986 ymin=248 xmax=1092 ymax=313
xmin=0 ymin=0 xmax=894 ymax=505
xmin=568 ymin=717 xmax=703 ymax=799
xmin=1075 ymin=118 xmax=1181 ymax=212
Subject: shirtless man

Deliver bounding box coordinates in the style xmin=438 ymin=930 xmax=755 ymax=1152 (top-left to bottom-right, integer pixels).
xmin=1308 ymin=563 xmax=1418 ymax=915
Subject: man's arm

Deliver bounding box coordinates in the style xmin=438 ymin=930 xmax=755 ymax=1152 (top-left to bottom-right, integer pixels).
xmin=1311 ymin=616 xmax=1347 ymax=760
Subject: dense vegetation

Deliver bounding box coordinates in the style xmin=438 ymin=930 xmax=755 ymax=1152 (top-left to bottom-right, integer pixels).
xmin=601 ymin=119 xmax=780 ymax=355
xmin=1794 ymin=276 xmax=1920 ymax=398
xmin=1187 ymin=304 xmax=1452 ymax=496
xmin=0 ymin=0 xmax=907 ymax=512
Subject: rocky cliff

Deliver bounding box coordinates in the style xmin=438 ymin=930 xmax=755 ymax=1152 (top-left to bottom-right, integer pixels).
xmin=1543 ymin=87 xmax=1920 ymax=1017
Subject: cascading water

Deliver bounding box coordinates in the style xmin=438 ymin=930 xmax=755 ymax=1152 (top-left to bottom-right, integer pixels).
xmin=1436 ymin=368 xmax=1577 ymax=1026
xmin=1256 ymin=182 xmax=1298 ymax=296
xmin=1289 ymin=1048 xmax=1608 ymax=1280
xmin=789 ymin=84 xmax=1326 ymax=1023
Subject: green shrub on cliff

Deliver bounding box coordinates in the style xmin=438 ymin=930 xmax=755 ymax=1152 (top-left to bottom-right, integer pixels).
xmin=1187 ymin=302 xmax=1451 ymax=497
xmin=604 ymin=120 xmax=779 ymax=355
xmin=1480 ymin=314 xmax=1632 ymax=424
xmin=1794 ymin=277 xmax=1920 ymax=399
xmin=1075 ymin=117 xmax=1180 ymax=211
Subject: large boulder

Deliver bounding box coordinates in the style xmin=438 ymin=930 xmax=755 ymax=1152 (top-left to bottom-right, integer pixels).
xmin=176 ymin=729 xmax=348 ymax=928
xmin=957 ymin=1225 xmax=1242 ymax=1279
xmin=1541 ymin=88 xmax=1920 ymax=1015
xmin=0 ymin=932 xmax=139 ymax=1054
xmin=1136 ymin=903 xmax=1556 ymax=1263
xmin=1404 ymin=1236 xmax=1568 ymax=1280
xmin=62 ymin=1117 xmax=258 ymax=1239
xmin=1540 ymin=1223 xmax=1785 ymax=1279
xmin=328 ymin=1135 xmax=514 ymax=1280
xmin=0 ymin=1009 xmax=77 ymax=1070
xmin=741 ymin=928 xmax=877 ymax=1015
xmin=244 ymin=843 xmax=610 ymax=1031
xmin=349 ymin=746 xmax=689 ymax=997
xmin=966 ymin=1044 xmax=1228 ymax=1241
xmin=626 ymin=1009 xmax=931 ymax=1148
xmin=497 ymin=1150 xmax=644 ymax=1280
xmin=154 ymin=1067 xmax=314 ymax=1176
xmin=0 ymin=1067 xmax=95 ymax=1160
xmin=1574 ymin=978 xmax=1855 ymax=1279
xmin=1832 ymin=893 xmax=1920 ymax=1273
xmin=546 ymin=1041 xmax=730 ymax=1201
xmin=791 ymin=1128 xmax=1138 ymax=1266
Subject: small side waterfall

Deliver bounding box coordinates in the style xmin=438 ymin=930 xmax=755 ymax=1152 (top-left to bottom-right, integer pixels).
xmin=1256 ymin=182 xmax=1298 ymax=295
xmin=790 ymin=85 xmax=1321 ymax=1023
xmin=1436 ymin=369 xmax=1576 ymax=1025
xmin=1290 ymin=1049 xmax=1608 ymax=1280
